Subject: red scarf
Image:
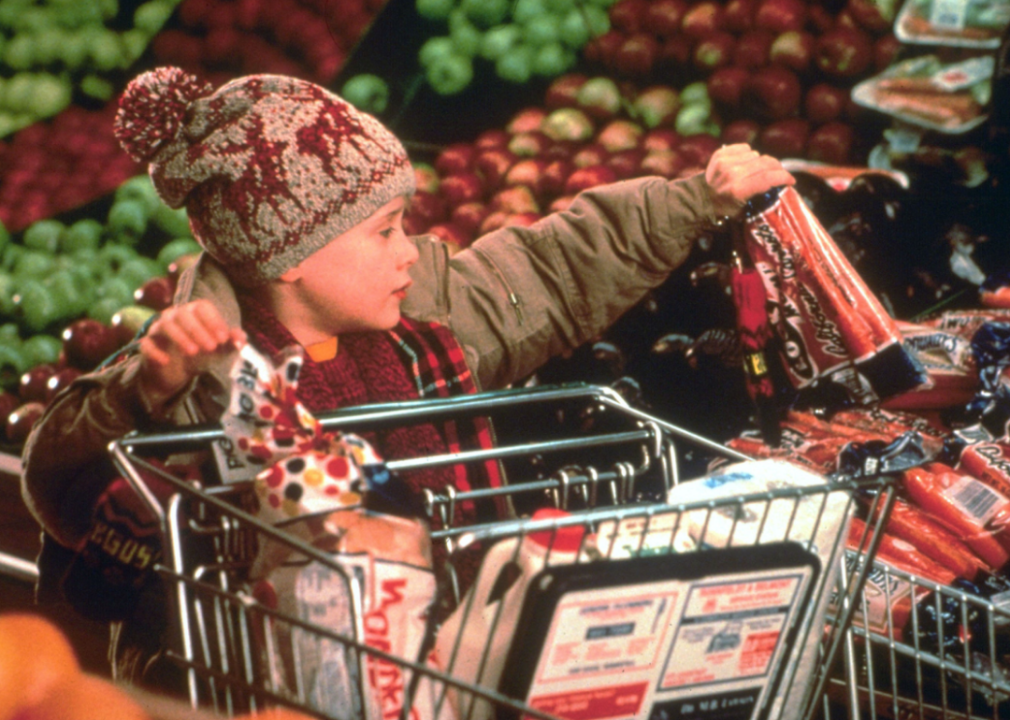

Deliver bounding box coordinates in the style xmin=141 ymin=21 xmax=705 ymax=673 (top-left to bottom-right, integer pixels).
xmin=236 ymin=292 xmax=503 ymax=595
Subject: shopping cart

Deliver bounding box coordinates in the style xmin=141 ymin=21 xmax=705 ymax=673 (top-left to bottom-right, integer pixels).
xmin=108 ymin=382 xmax=903 ymax=720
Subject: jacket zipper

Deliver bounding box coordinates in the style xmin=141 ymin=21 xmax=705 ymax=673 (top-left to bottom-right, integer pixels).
xmin=475 ymin=249 xmax=524 ymax=326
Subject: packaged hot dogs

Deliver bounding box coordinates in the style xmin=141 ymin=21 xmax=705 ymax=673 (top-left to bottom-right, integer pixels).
xmin=848 ymin=516 xmax=958 ymax=586
xmin=743 ymin=186 xmax=925 ymax=409
xmin=883 ymin=321 xmax=980 ymax=410
xmin=903 ymin=462 xmax=1010 ymax=570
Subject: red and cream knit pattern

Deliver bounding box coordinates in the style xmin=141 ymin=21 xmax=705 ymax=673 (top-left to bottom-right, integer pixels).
xmin=114 ymin=67 xmax=415 ymax=286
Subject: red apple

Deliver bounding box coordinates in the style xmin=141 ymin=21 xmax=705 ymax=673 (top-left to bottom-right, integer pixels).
xmin=575 ymin=76 xmax=623 ymax=121
xmin=572 ymin=143 xmax=610 ymax=168
xmin=45 ymin=367 xmax=82 ymax=403
xmin=491 ymin=185 xmax=541 ymax=214
xmin=681 ymin=2 xmax=725 ymax=37
xmin=835 ymin=9 xmax=860 ymax=29
xmin=607 ymin=148 xmax=648 ymax=179
xmin=806 ymin=121 xmax=854 ymax=165
xmin=504 ymin=212 xmax=541 ymax=229
xmin=614 ymin=33 xmax=660 ymax=76
xmin=643 ymin=128 xmax=683 ymax=152
xmin=61 ymin=318 xmax=119 ymax=371
xmin=743 ymin=65 xmax=802 ymax=120
xmin=427 ymin=222 xmax=469 ymax=253
xmin=631 ymin=86 xmax=681 ymax=129
xmin=759 ymin=118 xmax=811 ymax=158
xmin=721 ymin=119 xmax=762 ymax=145
xmin=610 ymin=0 xmax=651 ymax=33
xmin=734 ymin=30 xmax=774 ymax=68
xmin=646 ymin=0 xmax=690 ymax=37
xmin=541 ymin=108 xmax=596 ymax=143
xmin=584 ymin=30 xmax=625 ymax=67
xmin=440 ymin=172 xmax=485 ymax=207
xmin=544 ymin=141 xmax=578 ymax=160
xmin=770 ymin=30 xmax=814 ymax=72
xmin=679 ymin=134 xmax=721 ymax=166
xmin=565 ymin=165 xmax=618 ymax=194
xmin=451 ymin=202 xmax=490 ymax=236
xmin=474 ymin=148 xmax=518 ymax=191
xmin=639 ymin=149 xmax=686 ymax=178
xmin=505 ymin=158 xmax=550 ymax=196
xmin=134 ymin=276 xmax=176 ymax=311
xmin=874 ymin=33 xmax=901 ymax=72
xmin=707 ymin=66 xmax=751 ymax=110
xmin=414 ymin=162 xmax=440 ymax=193
xmin=6 ymin=401 xmax=44 ymax=444
xmin=506 ymin=107 xmax=548 ymax=135
xmin=545 ymin=74 xmax=589 ymax=109
xmin=693 ymin=32 xmax=736 ymax=72
xmin=508 ymin=131 xmax=552 ymax=158
xmin=0 ymin=392 xmax=19 ymax=427
xmin=403 ymin=213 xmax=429 ymax=236
xmin=473 ymin=129 xmax=511 ymax=152
xmin=815 ymin=28 xmax=873 ymax=78
xmin=846 ymin=0 xmax=893 ymax=33
xmin=19 ymin=364 xmax=56 ymax=404
xmin=807 ymin=5 xmax=836 ymax=32
xmin=724 ymin=0 xmax=756 ymax=32
xmin=596 ymin=119 xmax=644 ymax=153
xmin=754 ymin=0 xmax=807 ymax=33
xmin=167 ymin=253 xmax=200 ymax=285
xmin=804 ymin=83 xmax=848 ymax=125
xmin=542 ymin=158 xmax=575 ymax=197
xmin=549 ymin=195 xmax=577 ymax=213
xmin=659 ymin=35 xmax=694 ymax=70
xmin=479 ymin=211 xmax=510 ymax=235
xmin=434 ymin=143 xmax=476 ymax=176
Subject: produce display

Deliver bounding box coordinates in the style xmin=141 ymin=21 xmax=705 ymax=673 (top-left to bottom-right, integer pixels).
xmin=0 ymin=0 xmax=182 ymax=137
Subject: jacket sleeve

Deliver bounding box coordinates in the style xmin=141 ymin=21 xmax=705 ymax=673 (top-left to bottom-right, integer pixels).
xmin=403 ymin=173 xmax=720 ymax=390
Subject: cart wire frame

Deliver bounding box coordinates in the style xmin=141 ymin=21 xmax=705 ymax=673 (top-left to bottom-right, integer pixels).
xmin=109 ymin=383 xmax=903 ymax=720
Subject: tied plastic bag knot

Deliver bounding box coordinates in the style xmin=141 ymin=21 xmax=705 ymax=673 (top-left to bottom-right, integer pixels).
xmin=221 ymin=343 xmax=389 ymax=525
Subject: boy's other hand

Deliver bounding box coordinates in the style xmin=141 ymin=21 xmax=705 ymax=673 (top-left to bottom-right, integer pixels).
xmin=137 ymin=299 xmax=246 ymax=412
xmin=704 ymin=144 xmax=795 ymax=218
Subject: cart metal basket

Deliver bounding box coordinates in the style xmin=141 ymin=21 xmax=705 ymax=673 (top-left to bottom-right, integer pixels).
xmin=109 ymin=383 xmax=904 ymax=720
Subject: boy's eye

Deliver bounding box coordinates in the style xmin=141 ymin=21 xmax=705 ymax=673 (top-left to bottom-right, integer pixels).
xmin=379 ymin=227 xmax=395 ymax=238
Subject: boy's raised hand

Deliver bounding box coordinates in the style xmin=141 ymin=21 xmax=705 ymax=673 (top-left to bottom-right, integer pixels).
xmin=704 ymin=144 xmax=795 ymax=218
xmin=137 ymin=299 xmax=246 ymax=412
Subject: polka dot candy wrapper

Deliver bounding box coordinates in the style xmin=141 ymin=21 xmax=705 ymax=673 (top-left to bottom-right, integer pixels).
xmin=220 ymin=343 xmax=390 ymax=525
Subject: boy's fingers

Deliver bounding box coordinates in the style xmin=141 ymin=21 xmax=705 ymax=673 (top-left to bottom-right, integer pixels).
xmin=191 ymin=300 xmax=232 ymax=345
xmin=156 ymin=320 xmax=201 ymax=356
xmin=174 ymin=307 xmax=223 ymax=353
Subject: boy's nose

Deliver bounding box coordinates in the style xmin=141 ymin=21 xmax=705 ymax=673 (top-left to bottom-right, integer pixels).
xmin=396 ymin=232 xmax=419 ymax=269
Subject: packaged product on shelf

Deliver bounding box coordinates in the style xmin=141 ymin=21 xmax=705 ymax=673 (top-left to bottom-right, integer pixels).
xmin=896 ymin=0 xmax=1010 ymax=47
xmin=853 ymin=54 xmax=995 ymax=132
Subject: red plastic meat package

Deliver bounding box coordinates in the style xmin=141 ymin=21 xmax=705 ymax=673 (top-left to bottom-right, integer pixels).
xmin=743 ymin=186 xmax=926 ymax=406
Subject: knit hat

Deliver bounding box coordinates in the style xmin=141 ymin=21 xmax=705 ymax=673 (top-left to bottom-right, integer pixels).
xmin=114 ymin=67 xmax=415 ymax=286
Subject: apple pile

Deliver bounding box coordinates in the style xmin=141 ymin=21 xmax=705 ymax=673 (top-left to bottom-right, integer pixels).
xmin=0 ymin=0 xmax=183 ymax=137
xmin=0 ymin=102 xmax=142 ymax=233
xmin=582 ymin=0 xmax=902 ymax=163
xmin=403 ymin=73 xmax=722 ymax=248
xmin=415 ymin=0 xmax=614 ymax=95
xmin=151 ymin=0 xmax=388 ymax=87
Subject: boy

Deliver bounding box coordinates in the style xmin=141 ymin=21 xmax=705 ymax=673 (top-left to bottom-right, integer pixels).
xmin=21 ymin=67 xmax=793 ymax=685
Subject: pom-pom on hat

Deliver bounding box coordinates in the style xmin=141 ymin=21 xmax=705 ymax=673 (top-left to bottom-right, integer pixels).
xmin=114 ymin=67 xmax=415 ymax=286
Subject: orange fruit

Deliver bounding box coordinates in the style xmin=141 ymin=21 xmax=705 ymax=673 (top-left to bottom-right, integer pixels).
xmin=0 ymin=613 xmax=80 ymax=720
xmin=28 ymin=673 xmax=149 ymax=720
xmin=234 ymin=708 xmax=317 ymax=720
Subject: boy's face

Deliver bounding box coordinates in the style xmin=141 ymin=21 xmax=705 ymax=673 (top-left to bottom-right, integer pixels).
xmin=281 ymin=196 xmax=418 ymax=335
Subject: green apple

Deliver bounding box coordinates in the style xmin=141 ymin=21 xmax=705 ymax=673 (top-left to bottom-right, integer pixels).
xmin=545 ymin=0 xmax=576 ymax=12
xmin=14 ymin=280 xmax=58 ymax=334
xmin=480 ymin=24 xmax=522 ymax=61
xmin=62 ymin=219 xmax=103 ymax=254
xmin=0 ymin=323 xmax=19 ymax=346
xmin=97 ymin=242 xmax=138 ymax=273
xmin=558 ymin=9 xmax=590 ymax=48
xmin=0 ymin=273 xmax=16 ymax=317
xmin=13 ymin=251 xmax=56 ymax=279
xmin=495 ymin=44 xmax=535 ymax=84
xmin=86 ymin=27 xmax=125 ymax=72
xmin=2 ymin=244 xmax=24 ymax=272
xmin=107 ymin=199 xmax=149 ymax=244
xmin=46 ymin=269 xmax=91 ymax=318
xmin=341 ymin=74 xmax=390 ymax=115
xmin=96 ymin=275 xmax=135 ymax=307
xmin=118 ymin=257 xmax=160 ymax=291
xmin=80 ymin=73 xmax=114 ymax=101
xmin=513 ymin=0 xmax=548 ymax=24
xmin=523 ymin=13 xmax=562 ymax=47
xmin=675 ymin=104 xmax=712 ymax=136
xmin=88 ymin=296 xmax=125 ymax=326
xmin=448 ymin=9 xmax=482 ymax=57
xmin=541 ymin=107 xmax=595 ymax=142
xmin=0 ymin=344 xmax=28 ymax=391
xmin=28 ymin=74 xmax=72 ymax=118
xmin=133 ymin=0 xmax=175 ymax=35
xmin=156 ymin=237 xmax=202 ymax=270
xmin=680 ymin=82 xmax=710 ymax=107
xmin=416 ymin=0 xmax=456 ymax=21
xmin=115 ymin=175 xmax=161 ymax=215
xmin=23 ymin=219 xmax=65 ymax=254
xmin=150 ymin=203 xmax=191 ymax=237
xmin=426 ymin=52 xmax=474 ymax=95
xmin=460 ymin=0 xmax=509 ymax=28
xmin=4 ymin=35 xmax=34 ymax=71
xmin=120 ymin=29 xmax=148 ymax=63
xmin=533 ymin=42 xmax=575 ymax=76
xmin=582 ymin=5 xmax=611 ymax=36
xmin=419 ymin=36 xmax=456 ymax=67
xmin=21 ymin=334 xmax=62 ymax=367
xmin=59 ymin=30 xmax=89 ymax=71
xmin=34 ymin=29 xmax=66 ymax=66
